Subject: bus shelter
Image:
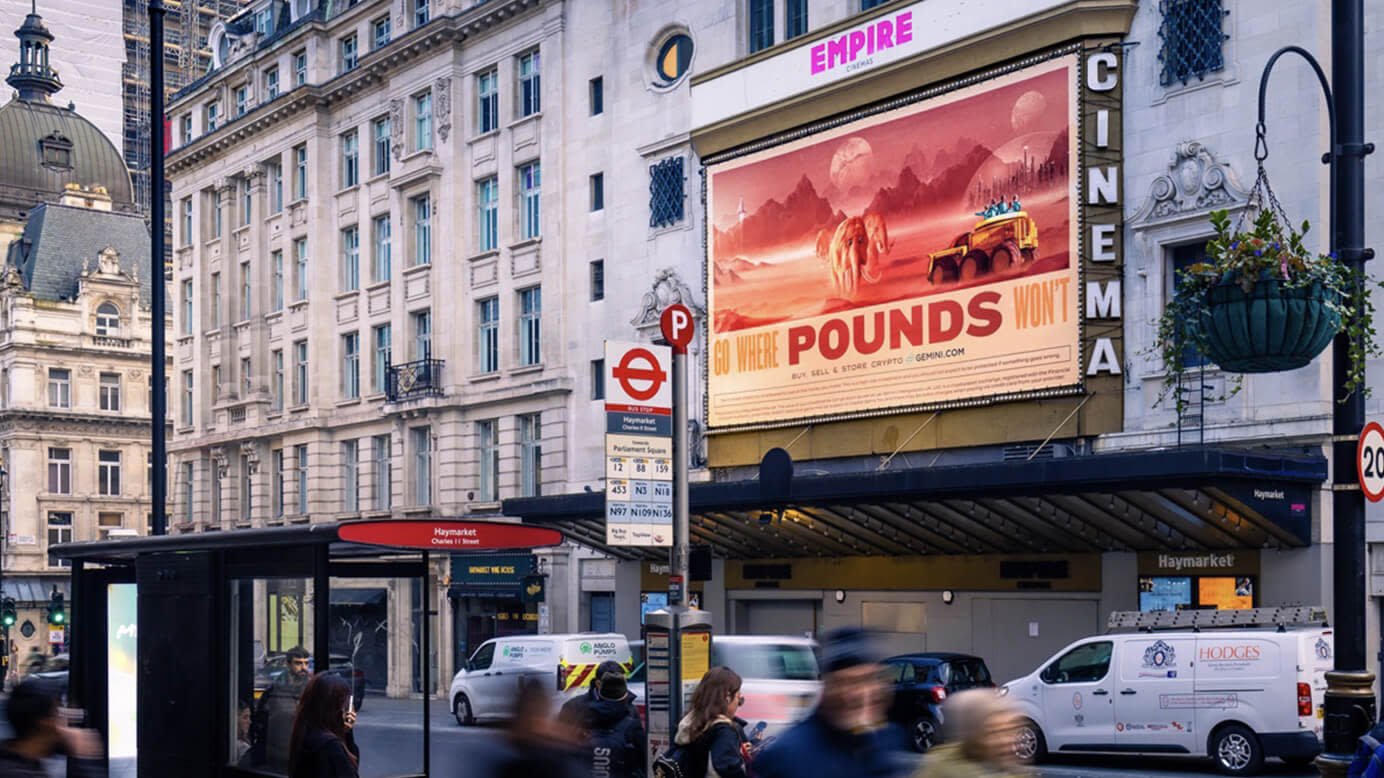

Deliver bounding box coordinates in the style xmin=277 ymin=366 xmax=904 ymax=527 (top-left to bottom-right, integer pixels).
xmin=52 ymin=519 xmax=562 ymax=778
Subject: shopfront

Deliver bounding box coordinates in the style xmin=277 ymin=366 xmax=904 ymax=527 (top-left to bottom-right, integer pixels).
xmin=448 ymin=552 xmax=542 ymax=670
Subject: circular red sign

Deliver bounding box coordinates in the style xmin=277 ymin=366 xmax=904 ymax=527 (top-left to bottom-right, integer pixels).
xmin=612 ymin=348 xmax=666 ymax=401
xmin=1359 ymin=421 xmax=1384 ymax=502
xmin=660 ymin=304 xmax=694 ymax=353
xmin=338 ymin=520 xmax=563 ymax=550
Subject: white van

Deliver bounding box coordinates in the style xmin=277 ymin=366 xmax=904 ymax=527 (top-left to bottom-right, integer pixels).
xmin=450 ymin=633 xmax=633 ymax=725
xmin=712 ymin=636 xmax=822 ymax=738
xmin=1000 ymin=609 xmax=1332 ymax=776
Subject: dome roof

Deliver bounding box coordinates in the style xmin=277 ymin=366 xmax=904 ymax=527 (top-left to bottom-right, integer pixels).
xmin=0 ymin=97 xmax=135 ymax=212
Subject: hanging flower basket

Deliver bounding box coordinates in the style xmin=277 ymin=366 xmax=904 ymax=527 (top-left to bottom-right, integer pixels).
xmin=1199 ymin=276 xmax=1340 ymax=373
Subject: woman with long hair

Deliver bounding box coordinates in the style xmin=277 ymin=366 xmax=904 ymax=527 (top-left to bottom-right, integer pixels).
xmin=287 ymin=673 xmax=360 ymax=778
xmin=674 ymin=666 xmax=749 ymax=778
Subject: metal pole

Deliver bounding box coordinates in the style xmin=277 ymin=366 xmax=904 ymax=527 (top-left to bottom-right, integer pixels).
xmin=149 ymin=0 xmax=168 ymax=536
xmin=668 ymin=347 xmax=688 ymax=729
xmin=422 ymin=550 xmax=431 ymax=777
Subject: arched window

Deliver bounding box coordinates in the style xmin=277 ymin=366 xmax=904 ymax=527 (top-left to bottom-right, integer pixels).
xmin=96 ymin=302 xmax=120 ymax=336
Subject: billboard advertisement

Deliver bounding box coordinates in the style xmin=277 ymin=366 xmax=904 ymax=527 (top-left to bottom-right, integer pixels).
xmin=705 ymin=55 xmax=1081 ymax=428
xmin=108 ymin=583 xmax=138 ymax=761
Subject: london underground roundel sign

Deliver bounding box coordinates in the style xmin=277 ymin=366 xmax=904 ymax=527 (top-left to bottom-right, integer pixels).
xmin=1360 ymin=422 xmax=1384 ymax=502
xmin=338 ymin=520 xmax=563 ymax=550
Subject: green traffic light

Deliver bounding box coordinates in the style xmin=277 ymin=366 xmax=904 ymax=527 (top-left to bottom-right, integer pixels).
xmin=53 ymin=612 xmax=63 ymax=624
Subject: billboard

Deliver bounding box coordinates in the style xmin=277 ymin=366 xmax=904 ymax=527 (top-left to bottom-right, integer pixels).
xmin=705 ymin=55 xmax=1081 ymax=428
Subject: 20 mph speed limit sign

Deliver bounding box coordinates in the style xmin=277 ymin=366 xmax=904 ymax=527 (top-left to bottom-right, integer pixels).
xmin=1359 ymin=422 xmax=1384 ymax=502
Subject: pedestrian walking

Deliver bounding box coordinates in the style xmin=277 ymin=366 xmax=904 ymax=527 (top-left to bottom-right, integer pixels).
xmin=752 ymin=628 xmax=909 ymax=778
xmin=583 ymin=670 xmax=646 ymax=778
xmin=672 ymin=666 xmax=748 ymax=778
xmin=910 ymin=689 xmax=1028 ymax=778
xmin=559 ymin=659 xmax=632 ymax=731
xmin=492 ymin=677 xmax=587 ymax=778
xmin=0 ymin=678 xmax=104 ymax=777
xmin=287 ymin=672 xmax=360 ymax=778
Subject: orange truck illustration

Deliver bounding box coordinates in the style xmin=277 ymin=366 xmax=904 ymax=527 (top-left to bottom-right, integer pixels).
xmin=926 ymin=211 xmax=1039 ymax=283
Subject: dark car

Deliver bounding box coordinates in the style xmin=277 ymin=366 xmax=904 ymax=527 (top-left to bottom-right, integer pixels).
xmin=884 ymin=653 xmax=995 ymax=752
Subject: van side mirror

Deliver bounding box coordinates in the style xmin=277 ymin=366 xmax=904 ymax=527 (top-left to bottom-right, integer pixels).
xmin=1039 ymin=665 xmax=1054 ymax=684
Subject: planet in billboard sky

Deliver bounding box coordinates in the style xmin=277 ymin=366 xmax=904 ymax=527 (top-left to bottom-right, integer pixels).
xmin=1010 ymin=90 xmax=1048 ymax=131
xmin=829 ymin=137 xmax=875 ymax=192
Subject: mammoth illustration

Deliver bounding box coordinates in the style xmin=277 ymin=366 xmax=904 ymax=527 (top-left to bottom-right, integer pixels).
xmin=828 ymin=217 xmax=869 ymax=298
xmin=814 ymin=227 xmax=835 ymax=265
xmin=861 ymin=213 xmax=893 ymax=284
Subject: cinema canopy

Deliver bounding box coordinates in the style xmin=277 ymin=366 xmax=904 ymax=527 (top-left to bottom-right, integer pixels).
xmin=504 ymin=0 xmax=1331 ymax=679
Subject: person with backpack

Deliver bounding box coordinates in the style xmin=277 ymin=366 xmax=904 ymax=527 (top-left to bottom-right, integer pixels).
xmin=560 ymin=660 xmax=632 ymax=732
xmin=665 ymin=666 xmax=749 ymax=778
xmin=584 ymin=670 xmax=647 ymax=778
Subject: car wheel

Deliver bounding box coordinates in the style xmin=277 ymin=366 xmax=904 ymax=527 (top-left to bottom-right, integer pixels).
xmin=991 ymin=240 xmax=1021 ymax=273
xmin=910 ymin=716 xmax=939 ymax=753
xmin=1013 ymin=719 xmax=1047 ymax=764
xmin=453 ymin=694 xmax=474 ymax=726
xmin=1212 ymin=724 xmax=1264 ymax=776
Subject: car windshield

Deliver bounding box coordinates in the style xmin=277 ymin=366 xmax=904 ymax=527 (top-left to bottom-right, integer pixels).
xmin=711 ymin=642 xmax=819 ymax=681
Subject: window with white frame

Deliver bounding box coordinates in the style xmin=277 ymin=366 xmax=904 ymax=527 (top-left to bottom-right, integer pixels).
xmin=293 ymin=340 xmax=308 ymax=405
xmin=213 ymin=190 xmax=223 ymax=238
xmin=411 ymin=194 xmax=431 ymax=266
xmin=206 ymin=101 xmax=220 ymax=131
xmin=272 ymin=249 xmax=284 ymax=311
xmin=99 ymin=372 xmax=121 ymax=411
xmin=239 ymin=455 xmax=252 ymax=521
xmin=342 ymin=439 xmax=359 ymax=512
xmin=341 ymin=225 xmax=359 ymax=291
xmin=210 ymin=271 xmax=221 ymax=327
xmin=519 ymin=413 xmax=541 ymax=497
xmin=411 ymin=309 xmax=431 ymax=360
xmin=273 ymin=450 xmax=284 ymax=518
xmin=48 ymin=368 xmax=70 ymax=408
xmin=373 ymin=324 xmax=391 ymax=393
xmin=411 ymin=426 xmax=431 ymax=505
xmin=270 ymin=160 xmax=284 ymax=212
xmin=340 ymin=33 xmax=358 ymax=72
xmin=182 ymin=461 xmax=195 ymax=523
xmin=372 ymin=215 xmax=391 ymax=282
xmin=240 ymin=177 xmax=252 ymax=225
xmin=181 ymin=197 xmax=192 ymax=243
xmin=372 ymin=434 xmax=391 ymax=509
xmin=342 ymin=130 xmax=359 ymax=188
xmin=519 ymin=162 xmax=540 ymax=239
xmin=413 ymin=0 xmax=429 ymax=27
xmin=372 ymin=116 xmax=391 ymax=175
xmin=294 ymin=49 xmax=307 ymax=86
xmin=373 ymin=16 xmax=390 ymax=49
xmin=477 ymin=68 xmax=498 ymax=134
xmin=477 ymin=420 xmax=498 ymax=501
xmin=181 ymin=279 xmax=194 ymax=333
xmin=413 ymin=92 xmax=433 ymax=152
xmin=264 ymin=67 xmax=279 ymax=100
xmin=255 ymin=7 xmax=272 ymax=35
xmin=293 ymin=144 xmax=307 ymax=200
xmin=518 ymin=50 xmax=540 ymax=117
xmin=240 ymin=261 xmax=251 ymax=320
xmin=96 ymin=302 xmax=120 ymax=335
xmin=294 ymin=238 xmax=308 ymax=301
xmin=519 ymin=287 xmax=541 ymax=366
xmin=180 ymin=114 xmax=193 ymax=145
xmin=234 ymin=84 xmax=248 ymax=117
xmin=47 ymin=512 xmax=72 ymax=567
xmin=478 ymin=297 xmax=498 ymax=373
xmin=478 ymin=177 xmax=498 ymax=252
xmin=272 ymin=349 xmax=284 ymax=410
xmin=45 ymin=445 xmax=71 ymax=495
xmin=295 ymin=444 xmax=308 ymax=514
xmin=341 ymin=332 xmax=360 ymax=399
xmin=749 ymin=0 xmax=774 ymax=52
xmin=99 ymin=450 xmax=121 ymax=496
xmin=786 ymin=0 xmax=808 ymax=38
xmin=182 ymin=370 xmax=193 ymax=425
xmin=241 ymin=356 xmax=252 ymax=397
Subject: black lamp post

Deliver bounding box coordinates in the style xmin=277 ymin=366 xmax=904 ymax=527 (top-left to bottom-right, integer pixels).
xmin=149 ymin=0 xmax=167 ymax=536
xmin=1256 ymin=1 xmax=1375 ymax=773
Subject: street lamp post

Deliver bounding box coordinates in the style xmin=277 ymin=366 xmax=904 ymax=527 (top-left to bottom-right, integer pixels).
xmin=1256 ymin=1 xmax=1375 ymax=773
xmin=149 ymin=0 xmax=168 ymax=536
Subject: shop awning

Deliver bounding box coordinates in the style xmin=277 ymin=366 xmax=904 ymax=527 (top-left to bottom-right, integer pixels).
xmin=503 ymin=447 xmax=1326 ymax=561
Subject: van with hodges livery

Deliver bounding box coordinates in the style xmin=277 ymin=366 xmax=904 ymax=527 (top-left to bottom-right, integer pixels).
xmin=450 ymin=633 xmax=633 ymax=725
xmin=1000 ymin=607 xmax=1332 ymax=776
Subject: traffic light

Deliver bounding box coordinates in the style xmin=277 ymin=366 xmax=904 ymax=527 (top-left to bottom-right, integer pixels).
xmin=47 ymin=587 xmax=64 ymax=627
xmin=0 ymin=597 xmax=16 ymax=628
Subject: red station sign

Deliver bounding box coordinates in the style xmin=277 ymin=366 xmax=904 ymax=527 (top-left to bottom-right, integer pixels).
xmin=338 ymin=520 xmax=563 ymax=551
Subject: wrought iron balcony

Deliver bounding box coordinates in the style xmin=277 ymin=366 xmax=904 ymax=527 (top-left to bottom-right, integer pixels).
xmin=386 ymin=358 xmax=444 ymax=401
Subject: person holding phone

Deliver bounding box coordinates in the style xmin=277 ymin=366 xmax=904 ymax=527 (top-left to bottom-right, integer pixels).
xmin=287 ymin=672 xmax=360 ymax=778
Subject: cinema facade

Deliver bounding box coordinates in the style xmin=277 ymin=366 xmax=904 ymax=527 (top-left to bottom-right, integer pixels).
xmin=505 ymin=0 xmax=1350 ymax=686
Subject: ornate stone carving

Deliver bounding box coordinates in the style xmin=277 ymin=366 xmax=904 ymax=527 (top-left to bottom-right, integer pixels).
xmin=389 ymin=98 xmax=404 ymax=160
xmin=240 ymin=441 xmax=259 ymax=474
xmin=212 ymin=447 xmax=229 ymax=479
xmin=631 ymin=268 xmax=704 ymax=329
xmin=1131 ymin=141 xmax=1249 ymax=226
xmin=435 ymin=78 xmax=452 ymax=142
xmin=97 ymin=246 xmax=121 ymax=275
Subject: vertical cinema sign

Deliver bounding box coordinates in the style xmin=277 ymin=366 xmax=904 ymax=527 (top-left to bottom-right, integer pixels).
xmin=1082 ymin=49 xmax=1123 ymax=381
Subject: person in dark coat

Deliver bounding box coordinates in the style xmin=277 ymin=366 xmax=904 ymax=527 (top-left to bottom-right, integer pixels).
xmin=0 ymin=679 xmax=104 ymax=777
xmin=252 ymin=645 xmax=314 ymax=769
xmin=583 ymin=671 xmax=646 ymax=778
xmin=494 ymin=678 xmax=587 ymax=778
xmin=559 ymin=659 xmax=630 ymax=731
xmin=287 ymin=672 xmax=360 ymax=778
xmin=752 ymin=628 xmax=910 ymax=778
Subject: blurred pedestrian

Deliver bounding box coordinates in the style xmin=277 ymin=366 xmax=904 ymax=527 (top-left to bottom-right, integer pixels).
xmin=236 ymin=699 xmax=253 ymax=764
xmin=493 ymin=677 xmax=586 ymax=778
xmin=559 ymin=660 xmax=632 ymax=731
xmin=911 ymin=689 xmax=1027 ymax=778
xmin=0 ymin=678 xmax=103 ymax=777
xmin=583 ymin=670 xmax=646 ymax=778
xmin=287 ymin=672 xmax=359 ymax=778
xmin=753 ymin=628 xmax=909 ymax=778
xmin=673 ymin=666 xmax=748 ymax=778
